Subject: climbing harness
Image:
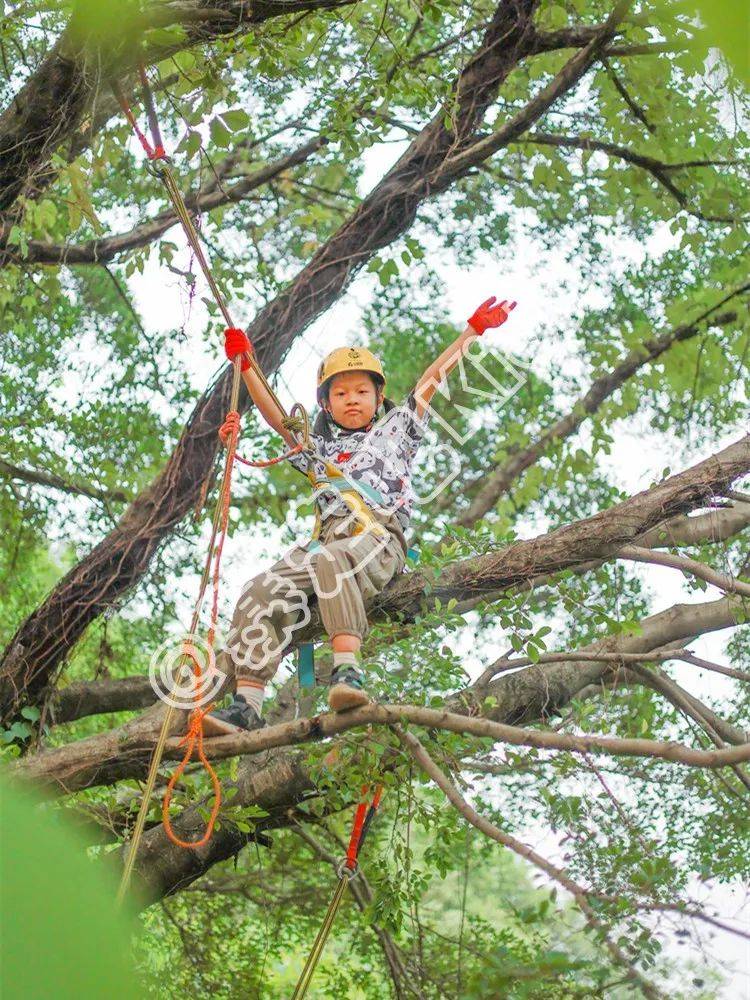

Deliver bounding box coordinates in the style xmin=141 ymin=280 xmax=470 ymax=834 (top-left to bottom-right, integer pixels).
xmin=291 ymin=785 xmax=384 ymax=999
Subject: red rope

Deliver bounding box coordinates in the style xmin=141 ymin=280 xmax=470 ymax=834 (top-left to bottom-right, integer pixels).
xmin=113 ymin=67 xmax=167 ymax=162
xmin=114 ymin=84 xmax=160 ymax=160
xmin=345 ymin=784 xmax=383 ymax=871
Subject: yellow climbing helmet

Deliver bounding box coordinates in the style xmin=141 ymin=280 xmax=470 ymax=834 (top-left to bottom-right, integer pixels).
xmin=316 ymin=346 xmax=385 ymax=403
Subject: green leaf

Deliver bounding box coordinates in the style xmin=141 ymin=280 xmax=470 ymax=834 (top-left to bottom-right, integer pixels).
xmin=143 ymin=24 xmax=189 ymax=49
xmin=210 ymin=117 xmax=232 ymax=149
xmin=222 ymin=109 xmax=251 ymax=132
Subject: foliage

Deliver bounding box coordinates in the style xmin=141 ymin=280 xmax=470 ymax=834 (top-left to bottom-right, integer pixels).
xmin=0 ymin=0 xmax=748 ymax=997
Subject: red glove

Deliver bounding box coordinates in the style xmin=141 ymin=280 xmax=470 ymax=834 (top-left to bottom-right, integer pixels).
xmin=224 ymin=327 xmax=252 ymax=371
xmin=467 ymin=296 xmax=516 ymax=335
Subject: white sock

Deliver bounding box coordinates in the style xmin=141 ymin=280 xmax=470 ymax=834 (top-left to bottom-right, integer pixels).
xmin=332 ymin=651 xmax=360 ymax=673
xmin=236 ymin=681 xmax=265 ymax=715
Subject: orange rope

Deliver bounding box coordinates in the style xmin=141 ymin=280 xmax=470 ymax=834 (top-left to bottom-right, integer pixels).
xmin=161 ymin=645 xmax=222 ymax=849
xmin=161 ymin=404 xmax=242 ymax=848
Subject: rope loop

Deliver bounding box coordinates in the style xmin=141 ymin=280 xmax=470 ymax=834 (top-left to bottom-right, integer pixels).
xmin=286 ymin=401 xmax=311 ymax=450
xmin=161 ymin=643 xmax=223 ymax=850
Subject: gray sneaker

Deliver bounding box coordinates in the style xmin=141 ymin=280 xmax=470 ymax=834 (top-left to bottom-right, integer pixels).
xmin=202 ymin=695 xmax=267 ymax=737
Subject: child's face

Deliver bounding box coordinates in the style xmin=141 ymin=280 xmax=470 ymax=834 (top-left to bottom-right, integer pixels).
xmin=325 ymin=370 xmax=382 ymax=430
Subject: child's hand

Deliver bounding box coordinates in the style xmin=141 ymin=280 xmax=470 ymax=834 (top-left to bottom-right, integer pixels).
xmin=467 ymin=296 xmax=516 ymax=335
xmin=224 ymin=327 xmax=253 ymax=371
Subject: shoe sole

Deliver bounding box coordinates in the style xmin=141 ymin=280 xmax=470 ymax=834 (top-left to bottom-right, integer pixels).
xmin=328 ymin=684 xmax=370 ymax=712
xmin=201 ymin=714 xmax=248 ymax=737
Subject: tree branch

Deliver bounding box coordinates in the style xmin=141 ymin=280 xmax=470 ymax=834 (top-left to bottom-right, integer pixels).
xmin=635 ymin=500 xmax=750 ymax=548
xmin=13 ymin=435 xmax=750 ymax=789
xmin=437 ymin=2 xmax=632 ymax=184
xmin=618 ymin=544 xmax=750 ymax=598
xmin=624 ymin=664 xmax=749 ymax=749
xmin=0 ymin=135 xmax=327 ymax=265
xmin=0 ymin=458 xmax=130 ymax=503
xmin=18 ymin=672 xmax=750 ymax=797
xmin=674 ymin=651 xmax=750 ymax=685
xmin=518 ymin=131 xmax=745 ymax=223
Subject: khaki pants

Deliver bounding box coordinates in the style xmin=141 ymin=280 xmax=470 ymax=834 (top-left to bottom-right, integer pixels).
xmin=216 ymin=508 xmax=407 ymax=687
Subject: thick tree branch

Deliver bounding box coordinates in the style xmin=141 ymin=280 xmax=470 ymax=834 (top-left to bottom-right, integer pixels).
xmin=44 ymin=483 xmax=750 ymax=727
xmin=49 ymin=673 xmax=157 ymax=724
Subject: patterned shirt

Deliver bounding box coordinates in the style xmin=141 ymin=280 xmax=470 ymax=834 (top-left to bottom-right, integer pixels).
xmin=287 ymin=391 xmax=429 ymax=530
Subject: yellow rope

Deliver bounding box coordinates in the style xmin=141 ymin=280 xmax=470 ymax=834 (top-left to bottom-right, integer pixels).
xmin=291 ymin=874 xmax=351 ymax=999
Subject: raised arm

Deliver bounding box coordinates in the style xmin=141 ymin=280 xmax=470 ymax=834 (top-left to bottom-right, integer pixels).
xmin=412 ymin=297 xmax=516 ymax=418
xmin=224 ymin=328 xmax=297 ymax=446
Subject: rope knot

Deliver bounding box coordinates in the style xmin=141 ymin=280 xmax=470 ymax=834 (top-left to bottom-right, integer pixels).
xmin=178 ymin=703 xmax=214 ymax=748
xmin=281 ymin=414 xmax=305 ymax=436
xmin=219 ymin=410 xmax=241 ymax=447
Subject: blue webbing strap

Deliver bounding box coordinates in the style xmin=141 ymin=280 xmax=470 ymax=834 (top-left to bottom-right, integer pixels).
xmin=297 ymin=643 xmax=316 ymax=689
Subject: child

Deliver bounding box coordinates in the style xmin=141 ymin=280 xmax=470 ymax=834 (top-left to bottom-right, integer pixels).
xmin=204 ymin=296 xmax=515 ymax=735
